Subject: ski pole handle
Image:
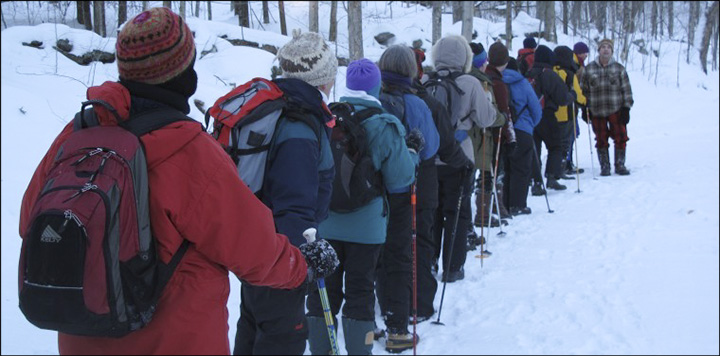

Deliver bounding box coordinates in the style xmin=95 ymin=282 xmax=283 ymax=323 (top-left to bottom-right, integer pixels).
xmin=303 ymin=227 xmax=317 ymax=244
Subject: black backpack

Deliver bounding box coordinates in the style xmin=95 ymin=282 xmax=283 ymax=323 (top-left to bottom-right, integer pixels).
xmin=424 ymin=71 xmax=471 ymax=129
xmin=327 ymin=102 xmax=385 ymax=213
xmin=19 ymin=99 xmax=194 ymax=337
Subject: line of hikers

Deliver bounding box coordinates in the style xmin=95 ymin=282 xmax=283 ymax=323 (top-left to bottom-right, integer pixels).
xmin=18 ymin=7 xmax=634 ymax=355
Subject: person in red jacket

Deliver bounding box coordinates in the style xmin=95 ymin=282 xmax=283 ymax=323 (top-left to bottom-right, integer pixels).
xmin=19 ymin=7 xmax=337 ymax=355
xmin=517 ymin=37 xmax=537 ymax=76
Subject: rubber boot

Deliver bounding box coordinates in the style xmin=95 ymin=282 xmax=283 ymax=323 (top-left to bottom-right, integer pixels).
xmin=307 ymin=316 xmax=333 ymax=355
xmin=614 ymin=148 xmax=630 ymax=175
xmin=342 ymin=317 xmax=375 ymax=355
xmin=598 ymin=148 xmax=611 ymax=176
xmin=494 ymin=184 xmax=512 ymax=220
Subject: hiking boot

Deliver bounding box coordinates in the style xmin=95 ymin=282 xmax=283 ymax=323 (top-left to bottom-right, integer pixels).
xmin=614 ymin=148 xmax=630 ymax=175
xmin=386 ymin=330 xmax=419 ymax=353
xmin=466 ymin=229 xmax=478 ymax=251
xmin=566 ymin=161 xmax=585 ymax=174
xmin=546 ymin=178 xmax=567 ymax=190
xmin=558 ymin=172 xmax=576 ymax=180
xmin=441 ymin=267 xmax=464 ymax=283
xmin=494 ymin=185 xmax=512 ymax=219
xmin=373 ymin=326 xmax=387 ymax=341
xmin=531 ymin=182 xmax=546 ymax=196
xmin=598 ymin=148 xmax=611 ymax=176
xmin=473 ymin=190 xmax=492 ymax=227
xmin=410 ymin=314 xmax=434 ymax=324
xmin=509 ymin=206 xmax=532 ymax=216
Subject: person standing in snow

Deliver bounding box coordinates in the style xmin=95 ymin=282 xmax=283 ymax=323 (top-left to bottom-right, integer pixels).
xmin=305 ymin=58 xmax=417 ymax=355
xmin=234 ymin=29 xmax=339 ymax=355
xmin=552 ymin=45 xmax=587 ymax=180
xmin=581 ymin=39 xmax=634 ymax=176
xmin=375 ymin=45 xmax=440 ymax=353
xmin=19 ymin=7 xmax=338 ymax=355
xmin=518 ymin=37 xmax=538 ymax=77
xmin=565 ymin=41 xmax=590 ymax=175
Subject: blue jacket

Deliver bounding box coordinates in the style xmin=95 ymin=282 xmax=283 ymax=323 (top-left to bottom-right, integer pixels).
xmin=502 ymin=68 xmax=543 ymax=135
xmin=319 ymin=94 xmax=416 ymax=244
xmin=262 ymin=78 xmax=334 ymax=247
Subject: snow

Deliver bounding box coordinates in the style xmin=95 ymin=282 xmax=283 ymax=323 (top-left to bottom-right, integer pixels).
xmin=2 ymin=2 xmax=718 ymax=355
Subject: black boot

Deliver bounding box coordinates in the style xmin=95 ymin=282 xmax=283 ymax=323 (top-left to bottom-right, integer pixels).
xmin=546 ymin=177 xmax=567 ymax=190
xmin=566 ymin=160 xmax=585 ymax=175
xmin=494 ymin=184 xmax=512 ymax=220
xmin=615 ymin=148 xmax=630 ymax=175
xmin=558 ymin=159 xmax=575 ymax=180
xmin=531 ymin=181 xmax=546 ymax=196
xmin=598 ymin=148 xmax=611 ymax=176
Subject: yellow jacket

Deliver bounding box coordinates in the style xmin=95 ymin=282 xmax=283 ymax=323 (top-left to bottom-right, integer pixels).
xmin=553 ymin=66 xmax=586 ymax=122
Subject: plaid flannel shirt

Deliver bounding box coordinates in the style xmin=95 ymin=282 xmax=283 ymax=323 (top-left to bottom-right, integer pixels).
xmin=581 ymin=57 xmax=633 ymax=117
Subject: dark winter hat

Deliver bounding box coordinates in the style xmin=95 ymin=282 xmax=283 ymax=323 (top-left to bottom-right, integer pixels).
xmin=488 ymin=42 xmax=510 ymax=67
xmin=534 ymin=45 xmax=556 ymax=66
xmin=573 ymin=41 xmax=589 ymax=55
xmin=506 ymin=57 xmax=519 ymax=71
xmin=553 ymin=46 xmax=574 ymax=69
xmin=523 ymin=37 xmax=537 ymax=49
xmin=116 ymin=7 xmax=196 ymax=85
xmin=469 ymin=42 xmax=485 ymax=56
xmin=346 ymin=58 xmax=381 ymax=93
xmin=598 ymin=38 xmax=614 ymax=52
xmin=277 ymin=29 xmax=338 ymax=87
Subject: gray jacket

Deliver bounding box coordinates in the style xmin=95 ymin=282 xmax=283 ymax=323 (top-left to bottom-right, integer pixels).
xmin=430 ymin=35 xmax=496 ymax=164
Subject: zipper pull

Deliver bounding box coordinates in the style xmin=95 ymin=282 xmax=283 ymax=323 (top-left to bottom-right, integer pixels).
xmin=72 ymin=148 xmax=104 ymax=166
xmin=58 ymin=210 xmax=72 ymax=234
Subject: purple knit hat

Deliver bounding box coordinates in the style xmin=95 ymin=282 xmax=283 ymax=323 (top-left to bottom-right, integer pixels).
xmin=573 ymin=41 xmax=589 ymax=55
xmin=346 ymin=58 xmax=381 ymax=92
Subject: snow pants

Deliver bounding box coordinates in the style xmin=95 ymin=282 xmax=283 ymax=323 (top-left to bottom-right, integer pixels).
xmin=591 ymin=111 xmax=628 ymax=149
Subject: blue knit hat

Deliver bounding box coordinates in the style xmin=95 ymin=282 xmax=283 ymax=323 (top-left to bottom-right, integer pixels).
xmin=573 ymin=41 xmax=589 ymax=55
xmin=523 ymin=37 xmax=537 ymax=49
xmin=346 ymin=58 xmax=381 ymax=97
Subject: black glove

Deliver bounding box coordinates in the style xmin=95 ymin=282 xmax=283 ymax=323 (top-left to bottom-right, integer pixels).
xmin=405 ymin=128 xmax=425 ymax=154
xmin=581 ymin=106 xmax=589 ymax=123
xmin=299 ymin=239 xmax=339 ymax=285
xmin=620 ymin=107 xmax=630 ymax=125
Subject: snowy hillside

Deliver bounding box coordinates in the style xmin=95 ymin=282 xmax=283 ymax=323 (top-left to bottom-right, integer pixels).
xmin=2 ymin=2 xmax=718 ymax=355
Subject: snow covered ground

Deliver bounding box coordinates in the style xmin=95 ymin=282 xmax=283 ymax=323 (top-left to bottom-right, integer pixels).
xmin=2 ymin=2 xmax=718 ymax=355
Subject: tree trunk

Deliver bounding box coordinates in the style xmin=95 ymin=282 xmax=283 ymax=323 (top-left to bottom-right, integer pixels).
xmin=77 ymin=1 xmax=84 ymax=24
xmin=81 ymin=1 xmax=92 ymax=30
xmin=432 ymin=1 xmax=442 ymax=44
xmin=348 ymin=1 xmax=363 ymax=61
xmin=506 ymin=1 xmax=513 ymax=50
xmin=687 ymin=1 xmax=699 ymax=64
xmin=712 ymin=18 xmax=718 ymax=71
xmin=163 ymin=1 xmax=172 ymax=9
xmin=537 ymin=1 xmax=545 ymax=26
xmin=239 ymin=1 xmax=249 ymax=27
xmin=667 ymin=0 xmax=673 ymax=38
xmin=93 ymin=1 xmax=105 ymax=37
xmin=596 ymin=2 xmax=606 ymax=37
xmin=659 ymin=1 xmax=664 ymax=36
xmin=514 ymin=1 xmax=522 ymax=17
xmin=207 ymin=1 xmax=212 ymax=20
xmin=461 ymin=1 xmax=473 ymax=42
xmin=562 ymin=1 xmax=568 ymax=35
xmin=329 ymin=1 xmax=338 ymax=42
xmin=179 ymin=1 xmax=186 ymax=19
xmin=262 ymin=1 xmax=269 ymax=24
xmin=544 ymin=1 xmax=556 ymax=43
xmin=620 ymin=1 xmax=631 ymax=63
xmin=279 ymin=1 xmax=287 ymax=35
xmin=309 ymin=1 xmax=319 ymax=33
xmin=118 ymin=1 xmax=127 ymax=25
xmin=700 ymin=0 xmax=719 ymax=74
xmin=453 ymin=1 xmax=462 ymax=24
xmin=143 ymin=1 xmax=149 ymax=10
xmin=572 ymin=0 xmax=581 ymax=36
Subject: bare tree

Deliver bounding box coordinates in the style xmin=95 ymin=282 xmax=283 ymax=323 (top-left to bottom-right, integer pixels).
xmin=651 ymin=1 xmax=657 ymax=38
xmin=506 ymin=0 xmax=513 ymax=50
xmin=77 ymin=1 xmax=84 ymax=25
xmin=712 ymin=17 xmax=718 ymax=71
xmin=179 ymin=1 xmax=186 ymax=19
xmin=667 ymin=1 xmax=673 ymax=38
xmin=93 ymin=1 xmax=106 ymax=37
xmin=572 ymin=0 xmax=581 ymax=36
xmin=432 ymin=1 xmax=442 ymax=44
xmin=329 ymin=1 xmax=338 ymax=42
xmin=687 ymin=1 xmax=700 ymax=64
xmin=348 ymin=1 xmax=363 ymax=60
xmin=461 ymin=1 xmax=473 ymax=42
xmin=562 ymin=1 xmax=568 ymax=35
xmin=453 ymin=1 xmax=462 ymax=24
xmin=81 ymin=1 xmax=92 ymax=30
xmin=279 ymin=1 xmax=287 ymax=35
xmin=143 ymin=1 xmax=149 ymax=11
xmin=620 ymin=1 xmax=632 ymax=63
xmin=544 ymin=1 xmax=556 ymax=42
xmin=595 ymin=2 xmax=606 ymax=36
xmin=262 ymin=1 xmax=269 ymax=24
xmin=700 ymin=1 xmax=719 ymax=74
xmin=118 ymin=1 xmax=127 ymax=25
xmin=163 ymin=1 xmax=172 ymax=9
xmin=309 ymin=1 xmax=319 ymax=33
xmin=659 ymin=1 xmax=664 ymax=36
xmin=239 ymin=1 xmax=249 ymax=27
xmin=195 ymin=1 xmax=200 ymax=17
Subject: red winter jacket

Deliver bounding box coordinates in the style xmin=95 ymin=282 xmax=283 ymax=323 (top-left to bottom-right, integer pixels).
xmin=517 ymin=48 xmax=535 ymax=76
xmin=19 ymin=81 xmax=308 ymax=355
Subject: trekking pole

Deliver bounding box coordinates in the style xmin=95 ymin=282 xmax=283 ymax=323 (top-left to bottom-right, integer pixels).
xmin=410 ymin=176 xmax=418 ymax=355
xmin=571 ymin=104 xmax=581 ymax=193
xmin=491 ymin=126 xmax=506 ymax=237
xmin=302 ymin=228 xmax=340 ymax=356
xmin=530 ymin=143 xmax=554 ymax=213
xmin=585 ymin=114 xmax=598 ymax=180
xmin=479 ymin=129 xmax=487 ymax=268
xmin=432 ymin=169 xmax=467 ymax=326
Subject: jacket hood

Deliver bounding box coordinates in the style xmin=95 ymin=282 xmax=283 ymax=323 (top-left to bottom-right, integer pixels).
xmin=431 ymin=35 xmax=473 ymax=73
xmin=553 ymin=46 xmax=575 ymax=71
xmin=501 ymin=68 xmax=525 ymax=85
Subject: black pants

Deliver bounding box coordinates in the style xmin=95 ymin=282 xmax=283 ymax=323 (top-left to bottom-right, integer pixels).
xmin=307 ymin=240 xmax=382 ymax=322
xmin=376 ymin=192 xmax=412 ymax=332
xmin=504 ymin=130 xmax=534 ymax=209
xmin=414 ymin=162 xmax=439 ymax=318
xmin=234 ymin=284 xmax=308 ymax=355
xmin=433 ymin=165 xmax=471 ymax=273
xmin=532 ymin=113 xmax=566 ymax=181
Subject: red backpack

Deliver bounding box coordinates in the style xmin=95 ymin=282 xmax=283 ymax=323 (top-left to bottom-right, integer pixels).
xmin=205 ymin=77 xmax=322 ymax=195
xmin=19 ymin=99 xmax=194 ymax=337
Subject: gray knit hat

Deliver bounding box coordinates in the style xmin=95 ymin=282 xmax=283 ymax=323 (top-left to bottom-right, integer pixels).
xmin=276 ymin=29 xmax=338 ymax=87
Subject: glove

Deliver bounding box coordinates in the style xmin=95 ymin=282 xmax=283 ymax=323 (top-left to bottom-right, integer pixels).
xmin=405 ymin=128 xmax=425 ymax=154
xmin=620 ymin=107 xmax=630 ymax=125
xmin=581 ymin=106 xmax=589 ymax=123
xmin=299 ymin=239 xmax=339 ymax=285
xmin=454 ymin=130 xmax=468 ymax=143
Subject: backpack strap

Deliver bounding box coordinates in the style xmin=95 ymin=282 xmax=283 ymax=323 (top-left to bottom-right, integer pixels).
xmin=154 ymin=240 xmax=191 ymax=300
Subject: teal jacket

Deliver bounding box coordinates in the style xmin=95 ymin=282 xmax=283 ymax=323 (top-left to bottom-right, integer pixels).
xmin=318 ymin=95 xmax=416 ymax=244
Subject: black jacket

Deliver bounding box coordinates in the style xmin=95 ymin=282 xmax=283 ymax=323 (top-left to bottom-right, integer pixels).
xmin=526 ymin=62 xmax=573 ymax=114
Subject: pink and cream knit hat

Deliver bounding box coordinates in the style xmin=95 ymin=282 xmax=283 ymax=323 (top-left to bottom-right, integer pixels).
xmin=116 ymin=7 xmax=195 ymax=85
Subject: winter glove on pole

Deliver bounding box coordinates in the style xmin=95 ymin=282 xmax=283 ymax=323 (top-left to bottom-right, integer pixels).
xmin=620 ymin=107 xmax=630 ymax=125
xmin=406 ymin=128 xmax=425 ymax=154
xmin=299 ymin=233 xmax=339 ymax=286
